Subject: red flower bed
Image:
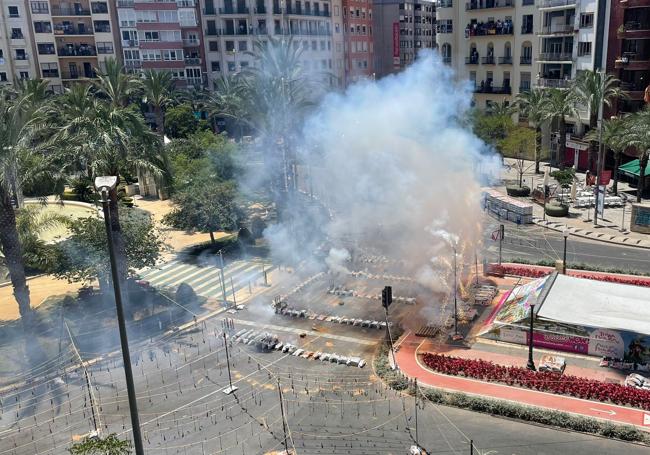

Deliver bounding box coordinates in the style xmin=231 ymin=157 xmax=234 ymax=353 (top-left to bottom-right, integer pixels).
xmin=497 ymin=264 xmax=650 ymax=288
xmin=421 ymin=353 xmax=650 ymax=410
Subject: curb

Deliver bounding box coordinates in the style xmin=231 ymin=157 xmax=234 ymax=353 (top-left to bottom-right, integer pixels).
xmin=533 ymin=218 xmax=650 ymax=250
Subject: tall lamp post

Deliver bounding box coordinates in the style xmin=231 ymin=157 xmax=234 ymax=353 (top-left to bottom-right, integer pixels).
xmin=452 ymin=246 xmax=462 ymax=341
xmin=562 ymin=229 xmax=569 ymax=274
xmin=527 ymin=303 xmax=536 ymax=371
xmin=95 ymin=177 xmax=144 ymax=455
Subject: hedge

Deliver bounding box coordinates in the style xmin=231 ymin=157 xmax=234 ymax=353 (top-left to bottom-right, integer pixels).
xmin=506 ymin=185 xmax=530 ymax=197
xmin=545 ymin=203 xmax=569 ymax=217
xmin=373 ymin=344 xmax=649 ymax=445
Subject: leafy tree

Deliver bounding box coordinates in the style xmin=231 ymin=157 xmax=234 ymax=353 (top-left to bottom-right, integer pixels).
xmin=93 ymin=57 xmax=141 ymax=108
xmin=0 ymin=81 xmax=58 ymax=336
xmin=517 ymin=89 xmax=547 ymax=174
xmin=207 ymin=75 xmax=248 ymax=138
xmin=164 ymin=104 xmax=208 ymax=139
xmin=54 ymin=211 xmax=163 ymax=292
xmin=141 ymin=69 xmax=176 ymax=136
xmin=585 ymin=116 xmax=627 ymax=194
xmin=69 ymin=434 xmax=131 ymax=455
xmin=472 ymin=109 xmax=515 ymax=151
xmin=540 ymin=88 xmax=579 ymax=168
xmin=573 ymin=70 xmax=625 ymax=172
xmin=15 ymin=204 xmax=66 ymax=273
xmin=68 ymin=176 xmax=94 ymax=202
xmin=499 ymin=126 xmax=535 ymax=188
xmin=622 ymin=107 xmax=650 ymax=202
xmin=163 ymin=180 xmax=240 ymax=244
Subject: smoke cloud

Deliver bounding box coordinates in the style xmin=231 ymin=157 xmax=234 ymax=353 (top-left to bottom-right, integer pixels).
xmin=261 ymin=52 xmax=500 ymax=294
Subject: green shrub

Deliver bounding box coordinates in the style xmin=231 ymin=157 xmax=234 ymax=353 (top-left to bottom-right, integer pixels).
xmin=506 ymin=185 xmax=530 ymax=197
xmin=545 ymin=203 xmax=568 ymax=217
xmin=121 ymin=197 xmax=134 ymax=208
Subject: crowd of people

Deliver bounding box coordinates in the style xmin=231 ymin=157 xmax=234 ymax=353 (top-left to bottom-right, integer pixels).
xmin=465 ymin=19 xmax=514 ymax=37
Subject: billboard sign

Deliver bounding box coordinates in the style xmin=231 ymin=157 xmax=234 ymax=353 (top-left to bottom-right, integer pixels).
xmin=597 ymin=185 xmax=605 ymax=217
xmin=392 ymin=23 xmax=400 ymax=67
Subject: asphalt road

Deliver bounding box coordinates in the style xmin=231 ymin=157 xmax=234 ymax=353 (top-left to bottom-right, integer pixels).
xmin=483 ymin=217 xmax=650 ymax=273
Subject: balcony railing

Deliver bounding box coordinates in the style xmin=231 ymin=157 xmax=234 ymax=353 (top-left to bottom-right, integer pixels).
xmin=465 ymin=56 xmax=479 ymax=64
xmin=539 ymin=24 xmax=574 ymax=34
xmin=536 ymin=78 xmax=571 ymax=88
xmin=254 ymin=6 xmax=266 ymax=13
xmin=91 ymin=3 xmax=109 ymax=13
xmin=183 ymin=38 xmax=200 ymax=46
xmin=538 ymin=52 xmax=573 ymax=61
xmin=498 ymin=56 xmax=512 ymax=64
xmin=538 ymin=0 xmax=576 ymax=8
xmin=177 ymin=0 xmax=195 ymax=6
xmin=61 ymin=70 xmax=96 ymax=80
xmin=624 ymin=21 xmax=650 ymax=31
xmin=125 ymin=60 xmax=142 ymax=69
xmin=51 ymin=6 xmax=91 ymax=16
xmin=58 ymin=45 xmax=97 ymax=56
xmin=466 ymin=0 xmax=513 ymax=10
xmin=474 ymin=84 xmax=512 ymax=94
xmin=53 ymin=25 xmax=93 ymax=35
xmin=520 ymin=56 xmax=532 ymax=64
xmin=184 ymin=57 xmax=201 ymax=65
xmin=122 ymin=39 xmax=139 ymax=47
xmin=117 ymin=0 xmax=134 ymax=6
xmin=519 ymin=84 xmax=531 ymax=92
xmin=219 ymin=6 xmax=249 ymax=14
xmin=466 ymin=21 xmax=514 ymax=37
xmin=481 ymin=56 xmax=495 ymax=64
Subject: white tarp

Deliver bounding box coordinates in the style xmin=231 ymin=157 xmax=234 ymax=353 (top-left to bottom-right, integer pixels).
xmin=538 ymin=274 xmax=650 ymax=336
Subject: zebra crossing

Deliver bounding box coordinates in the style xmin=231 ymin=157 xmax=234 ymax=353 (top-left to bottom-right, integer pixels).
xmin=138 ymin=258 xmax=272 ymax=300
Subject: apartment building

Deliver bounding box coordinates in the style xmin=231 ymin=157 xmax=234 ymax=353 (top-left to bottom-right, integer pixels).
xmin=116 ymin=0 xmax=206 ymax=87
xmin=436 ymin=0 xmax=538 ymax=109
xmin=342 ymin=0 xmax=374 ymax=83
xmin=606 ymin=0 xmax=650 ymax=115
xmin=331 ymin=0 xmax=345 ymax=84
xmin=200 ymin=0 xmax=336 ymax=88
xmin=23 ymin=0 xmax=118 ymax=92
xmin=373 ymin=0 xmax=435 ymax=77
xmin=0 ymin=0 xmax=39 ymax=86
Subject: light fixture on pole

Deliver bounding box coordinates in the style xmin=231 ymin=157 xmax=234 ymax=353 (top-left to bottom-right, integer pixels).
xmin=94 ymin=176 xmax=144 ymax=455
xmin=562 ymin=228 xmax=569 ymax=274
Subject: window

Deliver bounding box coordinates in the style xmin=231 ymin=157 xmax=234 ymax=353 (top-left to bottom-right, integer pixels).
xmin=335 ymin=23 xmax=340 ymax=33
xmin=334 ymin=5 xmax=339 ymax=16
xmin=158 ymin=10 xmax=178 ymax=23
xmin=142 ymin=50 xmax=161 ymax=61
xmin=123 ymin=49 xmax=140 ymax=60
xmin=578 ymin=41 xmax=592 ymax=56
xmin=15 ymin=49 xmax=26 ymax=60
xmin=225 ymin=41 xmax=235 ymax=52
xmin=311 ymin=40 xmax=317 ymax=50
xmin=0 ymin=73 xmax=6 ymax=82
xmin=119 ymin=10 xmax=136 ymax=27
xmin=96 ymin=42 xmax=113 ymax=54
xmin=160 ymin=30 xmax=181 ymax=42
xmin=240 ymin=61 xmax=249 ymax=68
xmin=31 ymin=2 xmax=48 ymax=13
xmin=437 ymin=20 xmax=452 ymax=34
xmin=11 ymin=28 xmax=23 ymax=39
xmin=19 ymin=71 xmax=29 ymax=80
xmin=178 ymin=10 xmax=196 ymax=26
xmin=41 ymin=63 xmax=58 ymax=78
xmin=209 ymin=41 xmax=219 ymax=52
xmin=8 ymin=6 xmax=19 ymax=17
xmin=211 ymin=61 xmax=220 ymax=71
xmin=162 ymin=50 xmax=182 ymax=61
xmin=136 ymin=11 xmax=157 ymax=23
xmin=522 ymin=0 xmax=533 ymax=4
xmin=580 ymin=13 xmax=594 ymax=28
xmin=227 ymin=61 xmax=236 ymax=72
xmin=320 ymin=40 xmax=325 ymax=50
xmin=171 ymin=70 xmax=185 ymax=79
xmin=336 ymin=43 xmax=341 ymax=52
xmin=94 ymin=20 xmax=110 ymax=32
xmin=33 ymin=21 xmax=51 ymax=33
xmin=142 ymin=31 xmax=160 ymax=42
xmin=37 ymin=43 xmax=55 ymax=54
xmin=521 ymin=14 xmax=533 ymax=34
xmin=238 ymin=41 xmax=247 ymax=51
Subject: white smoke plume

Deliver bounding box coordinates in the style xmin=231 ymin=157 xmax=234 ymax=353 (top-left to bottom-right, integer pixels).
xmin=262 ymin=51 xmax=500 ymax=292
xmin=325 ymin=247 xmax=351 ymax=274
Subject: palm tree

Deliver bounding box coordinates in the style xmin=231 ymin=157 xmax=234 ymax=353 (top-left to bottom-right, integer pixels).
xmin=141 ymin=69 xmax=175 ymax=136
xmin=57 ymin=96 xmax=162 ymax=285
xmin=573 ymin=70 xmax=625 ymax=172
xmin=622 ymin=108 xmax=650 ymax=202
xmin=517 ymin=89 xmax=547 ymax=174
xmin=0 ymin=84 xmax=57 ymax=339
xmin=585 ymin=116 xmax=627 ymax=195
xmin=541 ymin=88 xmax=579 ymax=168
xmin=488 ymin=100 xmax=516 ymax=117
xmin=207 ymin=75 xmax=247 ymax=137
xmin=93 ymin=57 xmax=141 ymax=108
xmin=14 ymin=204 xmax=66 ymax=272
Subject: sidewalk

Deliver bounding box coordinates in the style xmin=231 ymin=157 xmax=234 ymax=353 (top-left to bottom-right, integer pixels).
xmin=500 ymin=159 xmax=650 ymax=249
xmin=395 ymin=333 xmax=650 ymax=429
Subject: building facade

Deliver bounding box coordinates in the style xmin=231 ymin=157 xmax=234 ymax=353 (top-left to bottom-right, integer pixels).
xmin=606 ymin=0 xmax=650 ymax=114
xmin=342 ymin=0 xmax=374 ymax=83
xmin=0 ymin=0 xmax=40 ymax=86
xmin=116 ymin=0 xmax=206 ymax=87
xmin=200 ymin=0 xmax=336 ymax=88
xmin=373 ymin=0 xmax=435 ymax=77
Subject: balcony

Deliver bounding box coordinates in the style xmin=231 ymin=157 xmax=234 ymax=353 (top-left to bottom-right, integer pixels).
xmin=538 ymin=0 xmax=576 ymax=9
xmin=53 ymin=24 xmax=93 ymax=35
xmin=91 ymin=2 xmax=109 ymax=13
xmin=498 ymin=56 xmax=512 ymax=64
xmin=618 ymin=22 xmax=650 ymax=39
xmin=122 ymin=39 xmax=139 ymax=47
xmin=184 ymin=57 xmax=201 ymax=65
xmin=177 ymin=0 xmax=195 ymax=6
xmin=536 ymin=78 xmax=572 ymax=88
xmin=465 ymin=0 xmax=513 ymax=10
xmin=183 ymin=38 xmax=200 ymax=46
xmin=465 ymin=56 xmax=479 ymax=64
xmin=203 ymin=6 xmax=216 ymax=14
xmin=59 ymin=44 xmax=97 ymax=56
xmin=474 ymin=83 xmax=512 ymax=94
xmin=538 ymin=52 xmax=573 ymax=61
xmin=117 ymin=0 xmax=134 ymax=6
xmin=14 ymin=55 xmax=30 ymax=66
xmin=538 ymin=24 xmax=575 ymax=35
xmin=61 ymin=69 xmax=96 ymax=80
xmin=481 ymin=56 xmax=495 ymax=64
xmin=254 ymin=6 xmax=266 ymax=13
xmin=615 ymin=54 xmax=650 ymax=70
xmin=466 ymin=21 xmax=514 ymax=37
xmin=125 ymin=60 xmax=143 ymax=69
xmin=219 ymin=6 xmax=250 ymax=14
xmin=51 ymin=5 xmax=91 ymax=16
xmin=520 ymin=56 xmax=532 ymax=64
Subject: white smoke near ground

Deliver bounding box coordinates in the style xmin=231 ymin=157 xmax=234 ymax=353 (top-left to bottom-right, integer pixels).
xmin=262 ymin=51 xmax=500 ymax=296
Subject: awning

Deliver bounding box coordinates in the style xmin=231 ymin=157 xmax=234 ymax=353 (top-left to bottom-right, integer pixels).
xmin=618 ymin=159 xmax=650 ymax=178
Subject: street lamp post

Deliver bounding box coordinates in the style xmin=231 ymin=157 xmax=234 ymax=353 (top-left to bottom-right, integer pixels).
xmin=95 ymin=176 xmax=144 ymax=455
xmin=527 ymin=303 xmax=536 ymax=371
xmin=452 ymin=246 xmax=463 ymax=341
xmin=562 ymin=229 xmax=569 ymax=274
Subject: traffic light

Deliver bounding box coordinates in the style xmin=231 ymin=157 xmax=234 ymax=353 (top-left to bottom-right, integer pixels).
xmin=544 ymin=185 xmax=550 ymax=198
xmin=382 ymin=286 xmax=392 ymax=309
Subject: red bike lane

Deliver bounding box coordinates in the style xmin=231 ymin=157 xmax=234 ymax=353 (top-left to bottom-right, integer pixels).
xmin=395 ymin=334 xmax=650 ymax=429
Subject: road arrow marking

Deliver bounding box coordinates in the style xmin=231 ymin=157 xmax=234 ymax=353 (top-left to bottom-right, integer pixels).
xmin=590 ymin=408 xmax=616 ymax=416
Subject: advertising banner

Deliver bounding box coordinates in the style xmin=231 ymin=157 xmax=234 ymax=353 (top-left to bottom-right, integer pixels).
xmin=588 ymin=328 xmax=625 ymax=358
xmin=392 ymin=23 xmax=400 ymax=67
xmin=597 ymin=185 xmax=605 ymax=217
xmin=530 ymin=331 xmax=589 ymax=354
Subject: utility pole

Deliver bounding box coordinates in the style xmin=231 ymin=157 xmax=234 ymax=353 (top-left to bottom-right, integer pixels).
xmin=382 ymin=286 xmax=397 ymax=369
xmin=230 ymin=276 xmax=237 ymax=306
xmin=414 ymin=378 xmax=419 ymax=449
xmin=223 ymin=332 xmax=237 ymax=394
xmin=527 ymin=303 xmax=536 ymax=371
xmin=65 ymin=322 xmax=101 ymax=434
xmin=218 ymin=250 xmax=228 ymax=306
xmin=498 ymin=224 xmax=504 ymax=265
xmin=277 ymin=378 xmax=289 ymax=454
